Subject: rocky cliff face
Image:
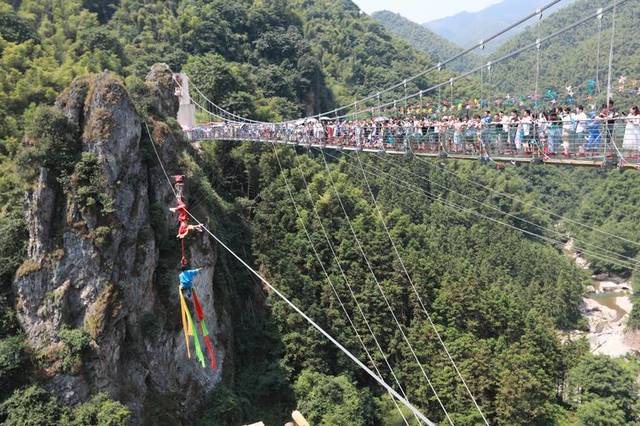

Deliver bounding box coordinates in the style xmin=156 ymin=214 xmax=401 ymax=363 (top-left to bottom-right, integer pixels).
xmin=13 ymin=64 xmax=223 ymax=422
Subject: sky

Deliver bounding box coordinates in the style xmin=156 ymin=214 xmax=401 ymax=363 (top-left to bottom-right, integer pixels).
xmin=352 ymin=0 xmax=503 ymax=23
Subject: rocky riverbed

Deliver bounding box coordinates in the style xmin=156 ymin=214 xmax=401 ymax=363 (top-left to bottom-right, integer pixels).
xmin=565 ymin=239 xmax=639 ymax=357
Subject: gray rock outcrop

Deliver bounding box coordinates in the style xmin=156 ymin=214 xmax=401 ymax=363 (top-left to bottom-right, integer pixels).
xmin=14 ymin=64 xmax=223 ymax=422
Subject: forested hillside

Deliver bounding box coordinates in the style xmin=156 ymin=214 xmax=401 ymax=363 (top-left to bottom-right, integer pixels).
xmin=372 ymin=11 xmax=481 ymax=73
xmin=1 ymin=0 xmax=640 ymax=425
xmin=490 ymin=0 xmax=640 ymax=108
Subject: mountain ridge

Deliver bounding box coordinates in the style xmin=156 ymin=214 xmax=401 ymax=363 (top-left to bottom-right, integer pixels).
xmin=372 ymin=10 xmax=481 ymax=72
xmin=423 ymin=0 xmax=575 ymax=54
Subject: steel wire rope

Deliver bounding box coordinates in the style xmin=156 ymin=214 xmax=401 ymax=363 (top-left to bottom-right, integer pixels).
xmin=311 ymin=0 xmax=630 ymax=123
xmin=289 ymin=148 xmax=425 ymax=424
xmin=319 ymin=148 xmax=455 ymax=425
xmin=595 ymin=8 xmax=604 ymax=94
xmin=408 ymin=151 xmax=640 ymax=248
xmin=183 ymin=0 xmax=565 ymax=125
xmin=173 ymin=77 xmax=246 ymax=124
xmin=353 ymin=151 xmax=490 ymax=425
xmin=321 ymin=148 xmax=639 ymax=272
xmin=268 ymin=142 xmax=415 ymax=425
xmin=534 ymin=10 xmax=542 ymax=113
xmin=142 ymin=121 xmax=436 ymax=425
xmin=605 ymin=0 xmax=618 ymax=159
xmin=324 ymin=149 xmax=639 ymax=272
xmin=192 ymin=0 xmax=625 ymax=126
xmin=606 ymin=0 xmax=618 ymax=106
xmin=374 ymin=151 xmax=640 ymax=269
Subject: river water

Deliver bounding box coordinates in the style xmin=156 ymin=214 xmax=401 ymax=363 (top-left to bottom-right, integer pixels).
xmin=564 ymin=239 xmax=636 ymax=356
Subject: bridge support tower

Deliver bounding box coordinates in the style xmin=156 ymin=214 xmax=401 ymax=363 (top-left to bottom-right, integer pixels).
xmin=174 ymin=72 xmax=196 ymax=129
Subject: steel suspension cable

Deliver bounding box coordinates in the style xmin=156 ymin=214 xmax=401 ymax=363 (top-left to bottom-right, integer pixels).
xmin=143 ymin=122 xmax=435 ymax=425
xmin=319 ymin=149 xmax=455 ymax=425
xmin=534 ymin=11 xmax=542 ymax=113
xmin=595 ymin=7 xmax=604 ymax=94
xmin=282 ymin=0 xmax=565 ymax=124
xmin=323 ymin=0 xmax=629 ymax=123
xmin=289 ymin=148 xmax=422 ymax=421
xmin=174 ymin=77 xmax=246 ymax=124
xmin=354 ymin=151 xmax=490 ymax=425
xmin=329 ymin=150 xmax=638 ymax=271
xmin=605 ymin=0 xmax=618 ymax=157
xmin=409 ymin=154 xmax=640 ymax=248
xmin=606 ymin=0 xmax=618 ymax=107
xmin=269 ymin=142 xmax=414 ymax=425
xmin=376 ymin=152 xmax=640 ymax=268
xmin=184 ymin=1 xmax=565 ymax=125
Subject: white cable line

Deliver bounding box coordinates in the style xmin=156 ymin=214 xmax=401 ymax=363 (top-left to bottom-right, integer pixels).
xmin=173 ymin=77 xmax=246 ymax=124
xmin=354 ymin=150 xmax=490 ymax=425
xmin=143 ymin=121 xmax=435 ymax=425
xmin=606 ymin=0 xmax=618 ymax=106
xmin=189 ymin=80 xmax=264 ymax=124
xmin=323 ymin=0 xmax=628 ymax=122
xmin=595 ymin=7 xmax=603 ymax=93
xmin=348 ymin=150 xmax=640 ymax=271
xmin=269 ymin=142 xmax=413 ymax=426
xmin=187 ymin=0 xmax=564 ymax=125
xmin=187 ymin=0 xmax=624 ymax=126
xmin=319 ymin=149 xmax=455 ymax=425
xmin=290 ymin=149 xmax=426 ymax=424
xmin=328 ymin=150 xmax=638 ymax=271
xmin=374 ymin=152 xmax=640 ymax=268
xmin=409 ymin=154 xmax=640 ymax=248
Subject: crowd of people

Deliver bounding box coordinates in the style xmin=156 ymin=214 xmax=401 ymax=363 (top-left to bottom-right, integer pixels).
xmin=185 ymin=101 xmax=640 ymax=161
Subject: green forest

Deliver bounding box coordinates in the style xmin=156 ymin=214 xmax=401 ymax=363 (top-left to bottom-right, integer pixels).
xmin=489 ymin=0 xmax=640 ymax=109
xmin=1 ymin=0 xmax=640 ymax=425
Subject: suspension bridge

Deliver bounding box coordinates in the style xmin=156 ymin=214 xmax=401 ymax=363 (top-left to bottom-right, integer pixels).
xmin=148 ymin=1 xmax=640 ymax=424
xmin=174 ymin=0 xmax=639 ymax=170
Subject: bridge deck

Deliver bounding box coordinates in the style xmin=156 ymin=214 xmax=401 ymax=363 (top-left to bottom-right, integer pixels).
xmin=191 ymin=137 xmax=635 ymax=169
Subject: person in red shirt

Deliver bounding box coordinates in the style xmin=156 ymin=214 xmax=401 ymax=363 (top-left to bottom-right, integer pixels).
xmin=170 ymin=199 xmax=203 ymax=239
xmin=170 ymin=199 xmax=189 ymax=222
xmin=177 ymin=221 xmax=203 ymax=239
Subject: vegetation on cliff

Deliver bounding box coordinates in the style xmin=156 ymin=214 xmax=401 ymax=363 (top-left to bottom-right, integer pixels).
xmin=0 ymin=0 xmax=639 ymax=425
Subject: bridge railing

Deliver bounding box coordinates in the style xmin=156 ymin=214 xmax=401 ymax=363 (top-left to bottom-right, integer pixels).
xmin=183 ymin=119 xmax=640 ymax=167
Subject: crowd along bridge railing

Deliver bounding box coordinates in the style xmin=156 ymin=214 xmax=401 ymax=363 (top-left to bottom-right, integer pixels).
xmin=183 ymin=118 xmax=640 ymax=169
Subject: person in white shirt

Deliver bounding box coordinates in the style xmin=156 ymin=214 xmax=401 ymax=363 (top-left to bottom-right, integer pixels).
xmin=521 ymin=110 xmax=533 ymax=154
xmin=622 ymin=106 xmax=640 ymax=153
xmin=574 ymin=105 xmax=588 ymax=150
xmin=561 ymin=107 xmax=573 ymax=156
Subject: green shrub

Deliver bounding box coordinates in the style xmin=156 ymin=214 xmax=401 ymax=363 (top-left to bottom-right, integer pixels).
xmin=90 ymin=226 xmax=112 ymax=248
xmin=0 ymin=386 xmax=70 ymax=425
xmin=18 ymin=106 xmax=80 ymax=182
xmin=0 ymin=297 xmax=20 ymax=339
xmin=124 ymin=76 xmax=156 ymax=117
xmin=197 ymin=385 xmax=243 ymax=426
xmin=0 ymin=211 xmax=27 ymax=287
xmin=72 ymin=392 xmax=131 ymax=426
xmin=0 ymin=335 xmax=30 ymax=398
xmin=58 ymin=327 xmax=91 ymax=374
xmin=70 ymin=153 xmax=114 ymax=216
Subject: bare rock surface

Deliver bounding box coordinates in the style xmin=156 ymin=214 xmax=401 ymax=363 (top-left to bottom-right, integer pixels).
xmin=14 ymin=64 xmax=223 ymax=422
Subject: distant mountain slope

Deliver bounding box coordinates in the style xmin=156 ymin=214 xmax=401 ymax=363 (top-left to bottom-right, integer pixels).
xmin=372 ymin=10 xmax=481 ymax=72
xmin=424 ymin=0 xmax=574 ymax=54
xmin=489 ymin=0 xmax=640 ymax=108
